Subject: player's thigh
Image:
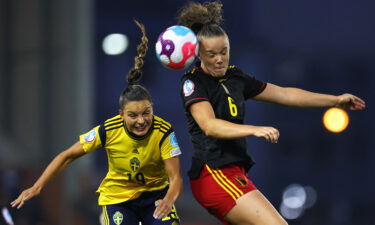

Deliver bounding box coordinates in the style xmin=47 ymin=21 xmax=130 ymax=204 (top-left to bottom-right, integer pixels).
xmin=142 ymin=204 xmax=180 ymax=225
xmin=224 ymin=190 xmax=288 ymax=225
xmin=102 ymin=205 xmax=139 ymax=225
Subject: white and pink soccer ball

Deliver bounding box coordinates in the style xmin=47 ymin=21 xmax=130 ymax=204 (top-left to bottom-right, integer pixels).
xmin=155 ymin=25 xmax=199 ymax=70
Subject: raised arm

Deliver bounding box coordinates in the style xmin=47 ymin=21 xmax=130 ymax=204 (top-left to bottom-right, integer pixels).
xmin=190 ymin=101 xmax=279 ymax=143
xmin=11 ymin=141 xmax=86 ymax=209
xmin=153 ymin=156 xmax=183 ymax=219
xmin=254 ymin=83 xmax=366 ymax=110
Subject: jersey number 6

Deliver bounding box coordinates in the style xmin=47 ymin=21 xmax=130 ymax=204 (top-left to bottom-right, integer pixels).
xmin=227 ymin=96 xmax=238 ymax=117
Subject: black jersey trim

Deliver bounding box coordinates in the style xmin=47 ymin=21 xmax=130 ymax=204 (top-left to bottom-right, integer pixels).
xmin=185 ymin=97 xmax=209 ymax=107
xmin=105 ymin=124 xmax=124 ymax=132
xmin=255 ymin=82 xmax=267 ymax=96
xmin=123 ymin=118 xmax=154 ymax=140
xmin=98 ymin=124 xmax=106 ymax=147
xmin=159 ymin=128 xmax=174 ymax=148
xmin=105 ymin=121 xmax=123 ymax=130
xmin=153 ymin=121 xmax=171 ymax=132
xmin=154 ymin=120 xmax=171 ymax=129
xmin=104 ymin=116 xmax=122 ymax=124
xmin=154 ymin=125 xmax=168 ymax=133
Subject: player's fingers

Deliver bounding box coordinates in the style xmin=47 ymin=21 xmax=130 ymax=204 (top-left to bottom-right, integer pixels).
xmin=10 ymin=194 xmax=24 ymax=207
xmin=10 ymin=199 xmax=19 ymax=207
xmin=154 ymin=207 xmax=171 ymax=220
xmin=262 ymin=132 xmax=271 ymax=142
xmin=19 ymin=194 xmax=30 ymax=208
xmin=153 ymin=200 xmax=164 ymax=219
xmin=267 ymin=127 xmax=279 ymax=143
xmin=353 ymin=98 xmax=366 ymax=110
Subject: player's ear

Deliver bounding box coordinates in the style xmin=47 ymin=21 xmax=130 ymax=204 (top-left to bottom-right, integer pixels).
xmin=119 ymin=109 xmax=124 ymax=118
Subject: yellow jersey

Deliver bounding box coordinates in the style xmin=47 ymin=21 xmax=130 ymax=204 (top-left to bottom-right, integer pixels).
xmin=79 ymin=115 xmax=182 ymax=205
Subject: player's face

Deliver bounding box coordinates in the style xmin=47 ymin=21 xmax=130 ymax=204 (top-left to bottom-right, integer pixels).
xmin=199 ymin=35 xmax=230 ymax=77
xmin=120 ymin=100 xmax=153 ymax=136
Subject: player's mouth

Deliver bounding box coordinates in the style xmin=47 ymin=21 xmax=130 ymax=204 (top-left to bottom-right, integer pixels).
xmin=133 ymin=124 xmax=149 ymax=133
xmin=213 ymin=67 xmax=226 ymax=75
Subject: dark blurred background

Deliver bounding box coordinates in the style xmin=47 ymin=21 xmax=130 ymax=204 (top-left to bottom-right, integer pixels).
xmin=1 ymin=0 xmax=374 ymax=224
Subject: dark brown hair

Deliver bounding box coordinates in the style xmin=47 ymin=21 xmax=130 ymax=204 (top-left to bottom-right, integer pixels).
xmin=119 ymin=20 xmax=152 ymax=109
xmin=126 ymin=20 xmax=148 ymax=84
xmin=177 ymin=1 xmax=227 ymax=40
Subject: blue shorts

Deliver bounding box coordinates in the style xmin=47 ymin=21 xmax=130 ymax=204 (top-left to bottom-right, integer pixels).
xmin=101 ymin=187 xmax=180 ymax=225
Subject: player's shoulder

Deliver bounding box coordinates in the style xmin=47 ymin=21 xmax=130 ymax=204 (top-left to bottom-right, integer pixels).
xmin=153 ymin=115 xmax=172 ymax=133
xmin=103 ymin=115 xmax=124 ymax=132
xmin=227 ymin=65 xmax=244 ymax=74
xmin=184 ymin=66 xmax=199 ymax=75
xmin=182 ymin=66 xmax=199 ymax=81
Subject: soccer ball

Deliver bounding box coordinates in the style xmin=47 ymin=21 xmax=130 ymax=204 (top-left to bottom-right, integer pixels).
xmin=155 ymin=25 xmax=199 ymax=70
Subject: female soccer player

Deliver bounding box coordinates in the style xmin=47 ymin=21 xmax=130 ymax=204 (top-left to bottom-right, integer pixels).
xmin=177 ymin=1 xmax=366 ymax=225
xmin=11 ymin=21 xmax=182 ymax=225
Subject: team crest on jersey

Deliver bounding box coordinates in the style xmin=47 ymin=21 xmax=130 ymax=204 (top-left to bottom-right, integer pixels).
xmin=183 ymin=79 xmax=194 ymax=96
xmin=130 ymin=157 xmax=140 ymax=172
xmin=113 ymin=211 xmax=123 ymax=225
xmin=84 ymin=130 xmax=96 ymax=143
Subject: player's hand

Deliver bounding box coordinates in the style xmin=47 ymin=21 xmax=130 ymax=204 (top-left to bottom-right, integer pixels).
xmin=336 ymin=94 xmax=366 ymax=110
xmin=153 ymin=199 xmax=173 ymax=220
xmin=252 ymin=126 xmax=280 ymax=143
xmin=10 ymin=186 xmax=41 ymax=209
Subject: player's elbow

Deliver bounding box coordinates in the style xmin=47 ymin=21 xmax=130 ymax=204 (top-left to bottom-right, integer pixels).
xmin=201 ymin=121 xmax=218 ymax=138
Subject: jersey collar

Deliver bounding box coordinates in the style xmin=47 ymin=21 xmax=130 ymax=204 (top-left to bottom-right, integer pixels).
xmin=123 ymin=117 xmax=154 ymax=140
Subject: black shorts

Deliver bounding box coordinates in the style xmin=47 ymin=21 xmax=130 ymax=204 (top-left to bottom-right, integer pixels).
xmin=101 ymin=187 xmax=180 ymax=225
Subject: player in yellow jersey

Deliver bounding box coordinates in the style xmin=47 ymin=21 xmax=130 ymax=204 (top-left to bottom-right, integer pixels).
xmin=11 ymin=21 xmax=182 ymax=225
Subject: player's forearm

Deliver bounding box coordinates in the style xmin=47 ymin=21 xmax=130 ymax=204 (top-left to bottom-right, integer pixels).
xmin=204 ymin=118 xmax=257 ymax=139
xmin=32 ymin=151 xmax=74 ymax=191
xmin=283 ymin=87 xmax=339 ymax=107
xmin=163 ymin=175 xmax=183 ymax=204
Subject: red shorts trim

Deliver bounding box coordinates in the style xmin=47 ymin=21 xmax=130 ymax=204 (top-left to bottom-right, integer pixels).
xmin=190 ymin=164 xmax=257 ymax=223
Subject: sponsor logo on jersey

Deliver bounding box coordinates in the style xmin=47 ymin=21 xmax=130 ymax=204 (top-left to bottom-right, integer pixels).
xmin=84 ymin=130 xmax=96 ymax=143
xmin=183 ymin=79 xmax=194 ymax=96
xmin=113 ymin=211 xmax=123 ymax=225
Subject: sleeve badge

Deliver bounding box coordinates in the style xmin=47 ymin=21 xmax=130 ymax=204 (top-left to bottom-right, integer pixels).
xmin=183 ymin=79 xmax=195 ymax=97
xmin=84 ymin=130 xmax=97 ymax=143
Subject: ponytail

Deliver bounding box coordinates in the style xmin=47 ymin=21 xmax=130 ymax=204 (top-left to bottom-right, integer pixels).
xmin=126 ymin=20 xmax=148 ymax=84
xmin=119 ymin=20 xmax=152 ymax=109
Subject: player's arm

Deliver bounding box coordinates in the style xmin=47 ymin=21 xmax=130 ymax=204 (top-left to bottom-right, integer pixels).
xmin=190 ymin=101 xmax=279 ymax=143
xmin=254 ymin=83 xmax=366 ymax=110
xmin=11 ymin=141 xmax=86 ymax=209
xmin=153 ymin=156 xmax=183 ymax=219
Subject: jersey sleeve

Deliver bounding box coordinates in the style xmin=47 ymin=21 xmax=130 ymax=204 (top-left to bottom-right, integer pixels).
xmin=180 ymin=75 xmax=209 ymax=110
xmin=79 ymin=124 xmax=105 ymax=153
xmin=160 ymin=131 xmax=182 ymax=160
xmin=239 ymin=68 xmax=267 ymax=99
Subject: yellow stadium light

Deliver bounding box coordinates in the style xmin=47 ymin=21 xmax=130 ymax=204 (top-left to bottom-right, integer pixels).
xmin=323 ymin=107 xmax=349 ymax=133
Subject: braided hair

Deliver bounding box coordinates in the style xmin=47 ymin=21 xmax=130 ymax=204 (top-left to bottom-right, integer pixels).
xmin=119 ymin=20 xmax=152 ymax=109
